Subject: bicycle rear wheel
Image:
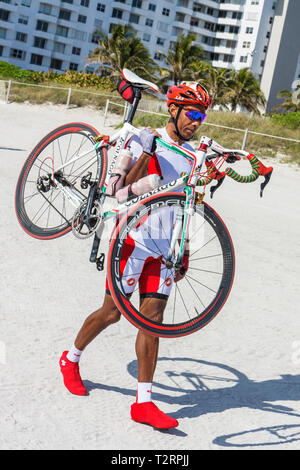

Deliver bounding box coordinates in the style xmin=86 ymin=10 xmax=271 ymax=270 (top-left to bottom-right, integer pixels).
xmin=15 ymin=122 xmax=107 ymax=240
xmin=107 ymin=193 xmax=235 ymax=338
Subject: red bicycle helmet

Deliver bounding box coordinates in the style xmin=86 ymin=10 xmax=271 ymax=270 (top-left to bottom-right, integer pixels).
xmin=167 ymin=82 xmax=211 ymax=109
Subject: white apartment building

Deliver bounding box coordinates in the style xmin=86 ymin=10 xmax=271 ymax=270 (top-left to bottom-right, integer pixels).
xmin=0 ymin=0 xmax=299 ymax=111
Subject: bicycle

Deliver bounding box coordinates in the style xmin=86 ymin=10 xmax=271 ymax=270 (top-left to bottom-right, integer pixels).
xmin=15 ymin=69 xmax=273 ymax=338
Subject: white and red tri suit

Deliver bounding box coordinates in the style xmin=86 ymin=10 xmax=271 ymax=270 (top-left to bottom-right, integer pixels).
xmin=106 ymin=127 xmax=194 ymax=299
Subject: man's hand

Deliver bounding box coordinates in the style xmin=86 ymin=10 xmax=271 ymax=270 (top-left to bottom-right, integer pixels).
xmin=139 ymin=128 xmax=162 ymax=155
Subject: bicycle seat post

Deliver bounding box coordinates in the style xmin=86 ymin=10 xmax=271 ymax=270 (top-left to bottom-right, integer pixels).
xmin=125 ymin=87 xmax=142 ymax=125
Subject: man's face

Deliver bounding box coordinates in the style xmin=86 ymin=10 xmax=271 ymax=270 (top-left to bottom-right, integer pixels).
xmin=170 ymin=104 xmax=207 ymax=141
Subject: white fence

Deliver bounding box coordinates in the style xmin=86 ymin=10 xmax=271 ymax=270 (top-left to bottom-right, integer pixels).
xmin=1 ymin=79 xmax=300 ymax=150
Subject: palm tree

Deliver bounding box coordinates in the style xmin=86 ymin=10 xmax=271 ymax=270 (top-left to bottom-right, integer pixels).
xmin=273 ymin=87 xmax=300 ymax=113
xmin=225 ymin=68 xmax=266 ymax=114
xmin=84 ymin=24 xmax=157 ymax=81
xmin=156 ymin=33 xmax=206 ymax=86
xmin=191 ymin=64 xmax=231 ymax=110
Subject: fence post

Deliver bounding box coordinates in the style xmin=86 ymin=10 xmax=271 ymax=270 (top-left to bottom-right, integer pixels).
xmin=104 ymin=99 xmax=110 ymax=126
xmin=6 ymin=80 xmax=11 ymax=104
xmin=66 ymin=88 xmax=72 ymax=108
xmin=242 ymin=128 xmax=249 ymax=150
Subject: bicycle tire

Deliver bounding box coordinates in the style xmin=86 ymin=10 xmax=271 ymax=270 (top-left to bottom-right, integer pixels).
xmin=107 ymin=193 xmax=235 ymax=338
xmin=15 ymin=122 xmax=107 ymax=240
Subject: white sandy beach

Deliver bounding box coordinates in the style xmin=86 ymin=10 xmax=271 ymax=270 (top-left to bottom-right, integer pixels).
xmin=1 ymin=101 xmax=300 ymax=450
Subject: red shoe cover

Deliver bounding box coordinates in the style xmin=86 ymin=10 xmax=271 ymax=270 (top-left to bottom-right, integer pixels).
xmin=59 ymin=351 xmax=87 ymax=396
xmin=131 ymin=402 xmax=178 ymax=429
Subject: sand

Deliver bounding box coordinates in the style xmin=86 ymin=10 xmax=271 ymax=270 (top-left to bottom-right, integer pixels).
xmin=1 ymin=102 xmax=300 ymax=450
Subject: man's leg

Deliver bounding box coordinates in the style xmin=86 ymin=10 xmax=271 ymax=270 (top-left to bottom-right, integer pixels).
xmin=59 ymin=293 xmax=121 ymax=395
xmin=131 ymin=296 xmax=179 ymax=429
xmin=74 ymin=294 xmax=121 ymax=351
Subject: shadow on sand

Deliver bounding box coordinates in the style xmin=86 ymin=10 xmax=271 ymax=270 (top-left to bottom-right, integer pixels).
xmin=84 ymin=357 xmax=300 ymax=446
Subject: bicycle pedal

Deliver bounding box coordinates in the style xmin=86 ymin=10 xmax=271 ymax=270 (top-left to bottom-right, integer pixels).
xmin=96 ymin=253 xmax=105 ymax=271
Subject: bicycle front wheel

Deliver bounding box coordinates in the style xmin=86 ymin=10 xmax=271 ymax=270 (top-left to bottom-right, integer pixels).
xmin=15 ymin=122 xmax=107 ymax=240
xmin=107 ymin=193 xmax=235 ymax=338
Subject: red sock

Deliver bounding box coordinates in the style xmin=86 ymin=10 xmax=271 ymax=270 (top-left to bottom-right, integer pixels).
xmin=131 ymin=402 xmax=178 ymax=429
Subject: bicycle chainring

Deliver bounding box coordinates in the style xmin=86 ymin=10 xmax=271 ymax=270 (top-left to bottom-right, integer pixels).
xmin=71 ymin=200 xmax=102 ymax=239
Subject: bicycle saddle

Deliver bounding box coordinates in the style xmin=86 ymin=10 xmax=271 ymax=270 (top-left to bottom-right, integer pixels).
xmin=122 ymin=68 xmax=159 ymax=93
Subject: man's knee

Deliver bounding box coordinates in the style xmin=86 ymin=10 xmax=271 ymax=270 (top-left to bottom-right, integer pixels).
xmin=103 ymin=294 xmax=121 ymax=324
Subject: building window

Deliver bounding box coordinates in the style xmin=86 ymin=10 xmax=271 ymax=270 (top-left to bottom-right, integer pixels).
xmin=204 ymin=21 xmax=214 ymax=31
xmin=53 ymin=42 xmax=65 ymax=53
xmin=34 ymin=36 xmax=46 ymax=49
xmin=206 ymin=7 xmax=214 ymax=16
xmin=56 ymin=25 xmax=69 ymax=37
xmin=242 ymin=41 xmax=251 ymax=48
xmin=218 ymin=10 xmax=227 ymax=18
xmin=0 ymin=27 xmax=6 ymax=39
xmin=78 ymin=14 xmax=87 ymax=23
xmin=190 ymin=17 xmax=199 ymax=27
xmin=80 ymin=0 xmax=89 ymax=7
xmin=216 ymin=24 xmax=225 ymax=32
xmin=232 ymin=11 xmax=242 ymax=20
xmin=143 ymin=32 xmax=151 ymax=42
xmin=149 ymin=3 xmax=156 ymax=11
xmin=156 ymin=37 xmax=164 ymax=46
xmin=97 ymin=3 xmax=105 ymax=12
xmin=91 ymin=31 xmax=101 ymax=42
xmin=36 ymin=20 xmax=48 ymax=32
xmin=39 ymin=3 xmax=52 ymax=15
xmin=69 ymin=62 xmax=78 ymax=71
xmin=112 ymin=8 xmax=123 ymax=19
xmin=229 ymin=26 xmax=239 ymax=34
xmin=72 ymin=46 xmax=81 ymax=55
xmin=240 ymin=56 xmax=248 ymax=63
xmin=10 ymin=48 xmax=26 ymax=60
xmin=132 ymin=0 xmax=142 ymax=7
xmin=154 ymin=52 xmax=163 ymax=61
xmin=162 ymin=8 xmax=170 ymax=16
xmin=223 ymin=54 xmax=233 ymax=63
xmin=59 ymin=9 xmax=71 ymax=21
xmin=18 ymin=14 xmax=28 ymax=25
xmin=246 ymin=27 xmax=254 ymax=34
xmin=30 ymin=54 xmax=43 ymax=66
xmin=50 ymin=58 xmax=63 ymax=70
xmin=226 ymin=39 xmax=236 ymax=49
xmin=145 ymin=18 xmax=153 ymax=27
xmin=129 ymin=13 xmax=139 ymax=24
xmin=193 ymin=3 xmax=202 ymax=13
xmin=21 ymin=0 xmax=31 ymax=7
xmin=0 ymin=45 xmax=3 ymax=57
xmin=0 ymin=9 xmax=10 ymax=21
xmin=16 ymin=32 xmax=27 ymax=42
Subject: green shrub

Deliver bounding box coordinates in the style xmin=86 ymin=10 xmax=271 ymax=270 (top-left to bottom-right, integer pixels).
xmin=0 ymin=60 xmax=37 ymax=82
xmin=271 ymin=111 xmax=300 ymax=130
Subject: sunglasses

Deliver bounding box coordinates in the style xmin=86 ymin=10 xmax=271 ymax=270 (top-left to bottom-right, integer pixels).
xmin=185 ymin=109 xmax=207 ymax=123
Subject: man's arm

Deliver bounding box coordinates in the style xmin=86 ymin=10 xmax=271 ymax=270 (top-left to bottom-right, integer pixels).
xmin=125 ymin=128 xmax=161 ymax=185
xmin=125 ymin=152 xmax=152 ymax=186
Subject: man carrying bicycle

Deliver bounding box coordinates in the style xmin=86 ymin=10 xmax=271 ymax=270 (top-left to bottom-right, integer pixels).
xmin=60 ymin=82 xmax=211 ymax=429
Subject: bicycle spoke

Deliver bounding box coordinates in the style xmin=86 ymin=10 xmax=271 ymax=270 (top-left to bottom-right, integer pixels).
xmin=185 ymin=273 xmax=217 ymax=293
xmin=189 ymin=235 xmax=217 ymax=260
xmin=187 ymin=266 xmax=222 ymax=275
